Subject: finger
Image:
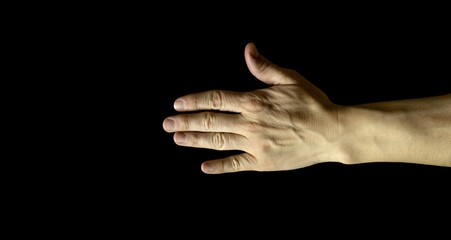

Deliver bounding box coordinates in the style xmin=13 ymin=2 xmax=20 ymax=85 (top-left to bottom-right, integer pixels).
xmin=173 ymin=132 xmax=247 ymax=151
xmin=162 ymin=112 xmax=242 ymax=133
xmin=173 ymin=90 xmax=246 ymax=113
xmin=244 ymin=42 xmax=297 ymax=85
xmin=201 ymin=153 xmax=257 ymax=174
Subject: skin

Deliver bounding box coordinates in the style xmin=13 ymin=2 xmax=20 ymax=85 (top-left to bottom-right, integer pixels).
xmin=162 ymin=42 xmax=451 ymax=174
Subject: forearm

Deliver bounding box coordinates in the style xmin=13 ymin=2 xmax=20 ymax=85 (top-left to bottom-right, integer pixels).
xmin=338 ymin=94 xmax=451 ymax=167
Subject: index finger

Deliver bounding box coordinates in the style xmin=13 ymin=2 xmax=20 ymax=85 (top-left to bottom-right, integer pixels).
xmin=174 ymin=90 xmax=247 ymax=113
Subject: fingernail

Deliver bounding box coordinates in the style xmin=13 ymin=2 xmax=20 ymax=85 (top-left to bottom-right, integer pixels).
xmin=249 ymin=43 xmax=259 ymax=59
xmin=202 ymin=162 xmax=213 ymax=173
xmin=174 ymin=99 xmax=185 ymax=111
xmin=174 ymin=132 xmax=186 ymax=143
xmin=163 ymin=118 xmax=175 ymax=132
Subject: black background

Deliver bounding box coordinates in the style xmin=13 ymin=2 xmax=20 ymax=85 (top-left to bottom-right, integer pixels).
xmin=26 ymin=3 xmax=451 ymax=231
xmin=81 ymin=8 xmax=451 ymax=195
xmin=149 ymin=11 xmax=451 ymax=186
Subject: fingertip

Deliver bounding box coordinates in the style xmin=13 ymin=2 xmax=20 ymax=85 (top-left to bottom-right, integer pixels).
xmin=246 ymin=42 xmax=259 ymax=60
xmin=174 ymin=99 xmax=186 ymax=111
xmin=162 ymin=118 xmax=175 ymax=132
xmin=201 ymin=162 xmax=214 ymax=174
xmin=173 ymin=132 xmax=186 ymax=144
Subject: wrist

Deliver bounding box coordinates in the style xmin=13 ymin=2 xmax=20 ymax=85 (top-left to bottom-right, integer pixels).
xmin=336 ymin=105 xmax=410 ymax=165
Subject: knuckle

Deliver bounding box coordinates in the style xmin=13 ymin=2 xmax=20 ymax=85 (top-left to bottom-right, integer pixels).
xmin=212 ymin=132 xmax=225 ymax=150
xmin=243 ymin=93 xmax=267 ymax=113
xmin=209 ymin=91 xmax=223 ymax=110
xmin=257 ymin=58 xmax=272 ymax=73
xmin=203 ymin=112 xmax=214 ymax=131
xmin=260 ymin=141 xmax=273 ymax=154
xmin=229 ymin=155 xmax=242 ymax=171
xmin=243 ymin=120 xmax=263 ymax=132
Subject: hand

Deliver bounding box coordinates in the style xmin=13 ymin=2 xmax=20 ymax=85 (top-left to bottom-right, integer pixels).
xmin=163 ymin=42 xmax=343 ymax=174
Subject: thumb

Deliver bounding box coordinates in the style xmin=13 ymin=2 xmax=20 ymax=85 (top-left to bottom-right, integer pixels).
xmin=244 ymin=42 xmax=297 ymax=85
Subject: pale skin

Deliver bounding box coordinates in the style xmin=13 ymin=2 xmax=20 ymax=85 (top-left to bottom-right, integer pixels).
xmin=162 ymin=42 xmax=451 ymax=174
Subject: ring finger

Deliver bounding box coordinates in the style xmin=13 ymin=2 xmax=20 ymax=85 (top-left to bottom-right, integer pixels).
xmin=173 ymin=132 xmax=247 ymax=151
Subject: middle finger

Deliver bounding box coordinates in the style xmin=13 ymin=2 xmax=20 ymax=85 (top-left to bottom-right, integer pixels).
xmin=163 ymin=112 xmax=243 ymax=133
